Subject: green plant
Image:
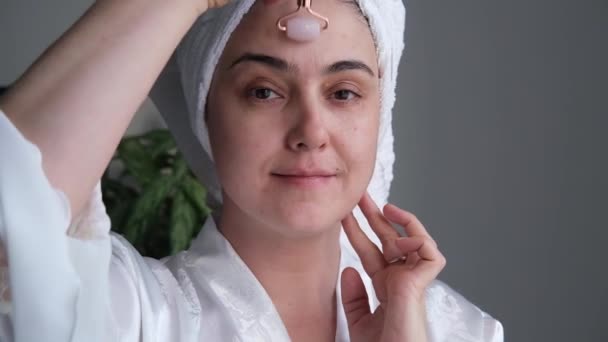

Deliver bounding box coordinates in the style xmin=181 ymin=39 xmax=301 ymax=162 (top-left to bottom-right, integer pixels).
xmin=101 ymin=129 xmax=211 ymax=259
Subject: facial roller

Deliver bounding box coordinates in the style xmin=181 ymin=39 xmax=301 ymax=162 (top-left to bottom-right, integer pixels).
xmin=276 ymin=0 xmax=330 ymax=42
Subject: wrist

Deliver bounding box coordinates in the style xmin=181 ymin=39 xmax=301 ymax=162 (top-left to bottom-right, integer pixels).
xmin=382 ymin=296 xmax=428 ymax=342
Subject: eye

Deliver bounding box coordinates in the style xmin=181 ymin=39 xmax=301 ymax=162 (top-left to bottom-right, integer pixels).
xmin=248 ymin=87 xmax=281 ymax=101
xmin=332 ymin=89 xmax=360 ymax=101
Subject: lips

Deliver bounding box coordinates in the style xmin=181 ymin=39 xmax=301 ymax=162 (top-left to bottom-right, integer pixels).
xmin=271 ymin=168 xmax=337 ymax=187
xmin=272 ymin=168 xmax=337 ymax=178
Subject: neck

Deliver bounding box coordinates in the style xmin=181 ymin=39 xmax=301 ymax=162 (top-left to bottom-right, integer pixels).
xmin=218 ymin=199 xmax=341 ymax=340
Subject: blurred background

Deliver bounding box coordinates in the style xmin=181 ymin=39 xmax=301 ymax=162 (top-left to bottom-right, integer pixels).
xmin=1 ymin=0 xmax=606 ymax=340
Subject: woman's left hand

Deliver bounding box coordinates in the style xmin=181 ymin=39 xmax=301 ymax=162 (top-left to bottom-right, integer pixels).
xmin=340 ymin=193 xmax=447 ymax=342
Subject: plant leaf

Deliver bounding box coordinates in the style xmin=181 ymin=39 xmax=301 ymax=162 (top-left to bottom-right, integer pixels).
xmin=139 ymin=130 xmax=176 ymax=159
xmin=123 ymin=174 xmax=175 ymax=244
xmin=180 ymin=174 xmax=211 ymax=217
xmin=169 ymin=190 xmax=197 ymax=254
xmin=171 ymin=156 xmax=190 ymax=183
xmin=117 ymin=139 xmax=156 ymax=186
xmin=103 ymin=129 xmax=212 ymax=258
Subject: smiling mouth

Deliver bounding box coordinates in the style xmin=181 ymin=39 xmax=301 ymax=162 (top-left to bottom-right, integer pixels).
xmin=271 ymin=173 xmax=336 ymax=187
xmin=273 ymin=174 xmax=335 ymax=178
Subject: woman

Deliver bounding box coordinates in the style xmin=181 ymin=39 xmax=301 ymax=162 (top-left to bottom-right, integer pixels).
xmin=0 ymin=0 xmax=503 ymax=341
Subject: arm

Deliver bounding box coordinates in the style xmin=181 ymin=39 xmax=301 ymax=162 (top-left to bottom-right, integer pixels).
xmin=0 ymin=0 xmax=222 ymax=217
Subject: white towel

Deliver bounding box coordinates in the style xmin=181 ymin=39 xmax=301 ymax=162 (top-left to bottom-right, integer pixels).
xmin=149 ymin=0 xmax=406 ymax=248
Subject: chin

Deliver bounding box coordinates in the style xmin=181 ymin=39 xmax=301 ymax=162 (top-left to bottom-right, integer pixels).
xmin=222 ymin=188 xmax=360 ymax=239
xmin=265 ymin=201 xmax=346 ymax=238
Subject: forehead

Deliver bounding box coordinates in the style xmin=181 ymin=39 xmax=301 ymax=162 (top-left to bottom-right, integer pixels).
xmin=217 ymin=0 xmax=377 ymax=72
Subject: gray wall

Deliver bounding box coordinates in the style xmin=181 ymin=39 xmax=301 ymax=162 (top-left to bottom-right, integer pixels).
xmin=1 ymin=0 xmax=606 ymax=341
xmin=391 ymin=1 xmax=607 ymax=341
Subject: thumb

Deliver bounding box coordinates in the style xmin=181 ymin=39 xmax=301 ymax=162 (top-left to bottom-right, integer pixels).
xmin=341 ymin=267 xmax=371 ymax=327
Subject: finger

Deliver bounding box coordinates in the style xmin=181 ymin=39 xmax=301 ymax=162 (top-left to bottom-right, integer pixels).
xmin=358 ymin=192 xmax=401 ymax=241
xmin=358 ymin=193 xmax=404 ymax=261
xmin=382 ymin=241 xmax=407 ymax=264
xmin=404 ymin=251 xmax=420 ymax=269
xmin=358 ymin=193 xmax=401 ymax=239
xmin=383 ymin=204 xmax=436 ymax=246
xmin=395 ymin=237 xmax=441 ymax=262
xmin=341 ymin=267 xmax=371 ymax=327
xmin=342 ymin=213 xmax=386 ymax=276
xmin=208 ymin=0 xmax=233 ymax=9
xmin=396 ymin=237 xmax=447 ymax=283
xmin=395 ymin=237 xmax=426 ymax=254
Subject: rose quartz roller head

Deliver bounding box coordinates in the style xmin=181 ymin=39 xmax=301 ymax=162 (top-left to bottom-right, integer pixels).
xmin=276 ymin=0 xmax=329 ymax=42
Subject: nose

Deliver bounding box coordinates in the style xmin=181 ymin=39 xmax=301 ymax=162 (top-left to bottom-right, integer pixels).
xmin=286 ymin=102 xmax=329 ymax=152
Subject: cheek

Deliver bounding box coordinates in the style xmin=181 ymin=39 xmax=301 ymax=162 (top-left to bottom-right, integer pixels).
xmin=345 ymin=110 xmax=380 ymax=162
xmin=354 ymin=135 xmax=378 ymax=175
xmin=335 ymin=121 xmax=378 ymax=189
xmin=208 ymin=112 xmax=280 ymax=188
xmin=211 ymin=125 xmax=266 ymax=174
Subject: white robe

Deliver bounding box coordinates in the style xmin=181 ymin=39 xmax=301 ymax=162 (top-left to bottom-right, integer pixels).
xmin=0 ymin=109 xmax=503 ymax=342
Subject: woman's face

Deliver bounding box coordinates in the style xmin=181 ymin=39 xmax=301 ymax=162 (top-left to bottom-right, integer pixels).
xmin=207 ymin=0 xmax=380 ymax=237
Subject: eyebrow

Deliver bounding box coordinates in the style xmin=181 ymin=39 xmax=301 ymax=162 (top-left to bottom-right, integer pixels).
xmin=228 ymin=53 xmax=375 ymax=77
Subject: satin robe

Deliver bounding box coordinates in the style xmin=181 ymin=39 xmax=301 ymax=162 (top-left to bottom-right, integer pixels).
xmin=0 ymin=109 xmax=503 ymax=341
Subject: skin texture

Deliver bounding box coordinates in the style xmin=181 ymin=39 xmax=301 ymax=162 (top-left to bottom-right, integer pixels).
xmin=208 ymin=0 xmax=380 ymax=240
xmin=207 ymin=3 xmax=380 ymax=339
xmin=0 ymin=0 xmax=445 ymax=340
xmin=207 ymin=1 xmax=446 ymax=342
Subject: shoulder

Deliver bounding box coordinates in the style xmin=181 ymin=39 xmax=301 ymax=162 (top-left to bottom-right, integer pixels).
xmin=109 ymin=232 xmax=198 ymax=306
xmin=109 ymin=234 xmax=202 ymax=337
xmin=425 ymin=280 xmax=504 ymax=342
